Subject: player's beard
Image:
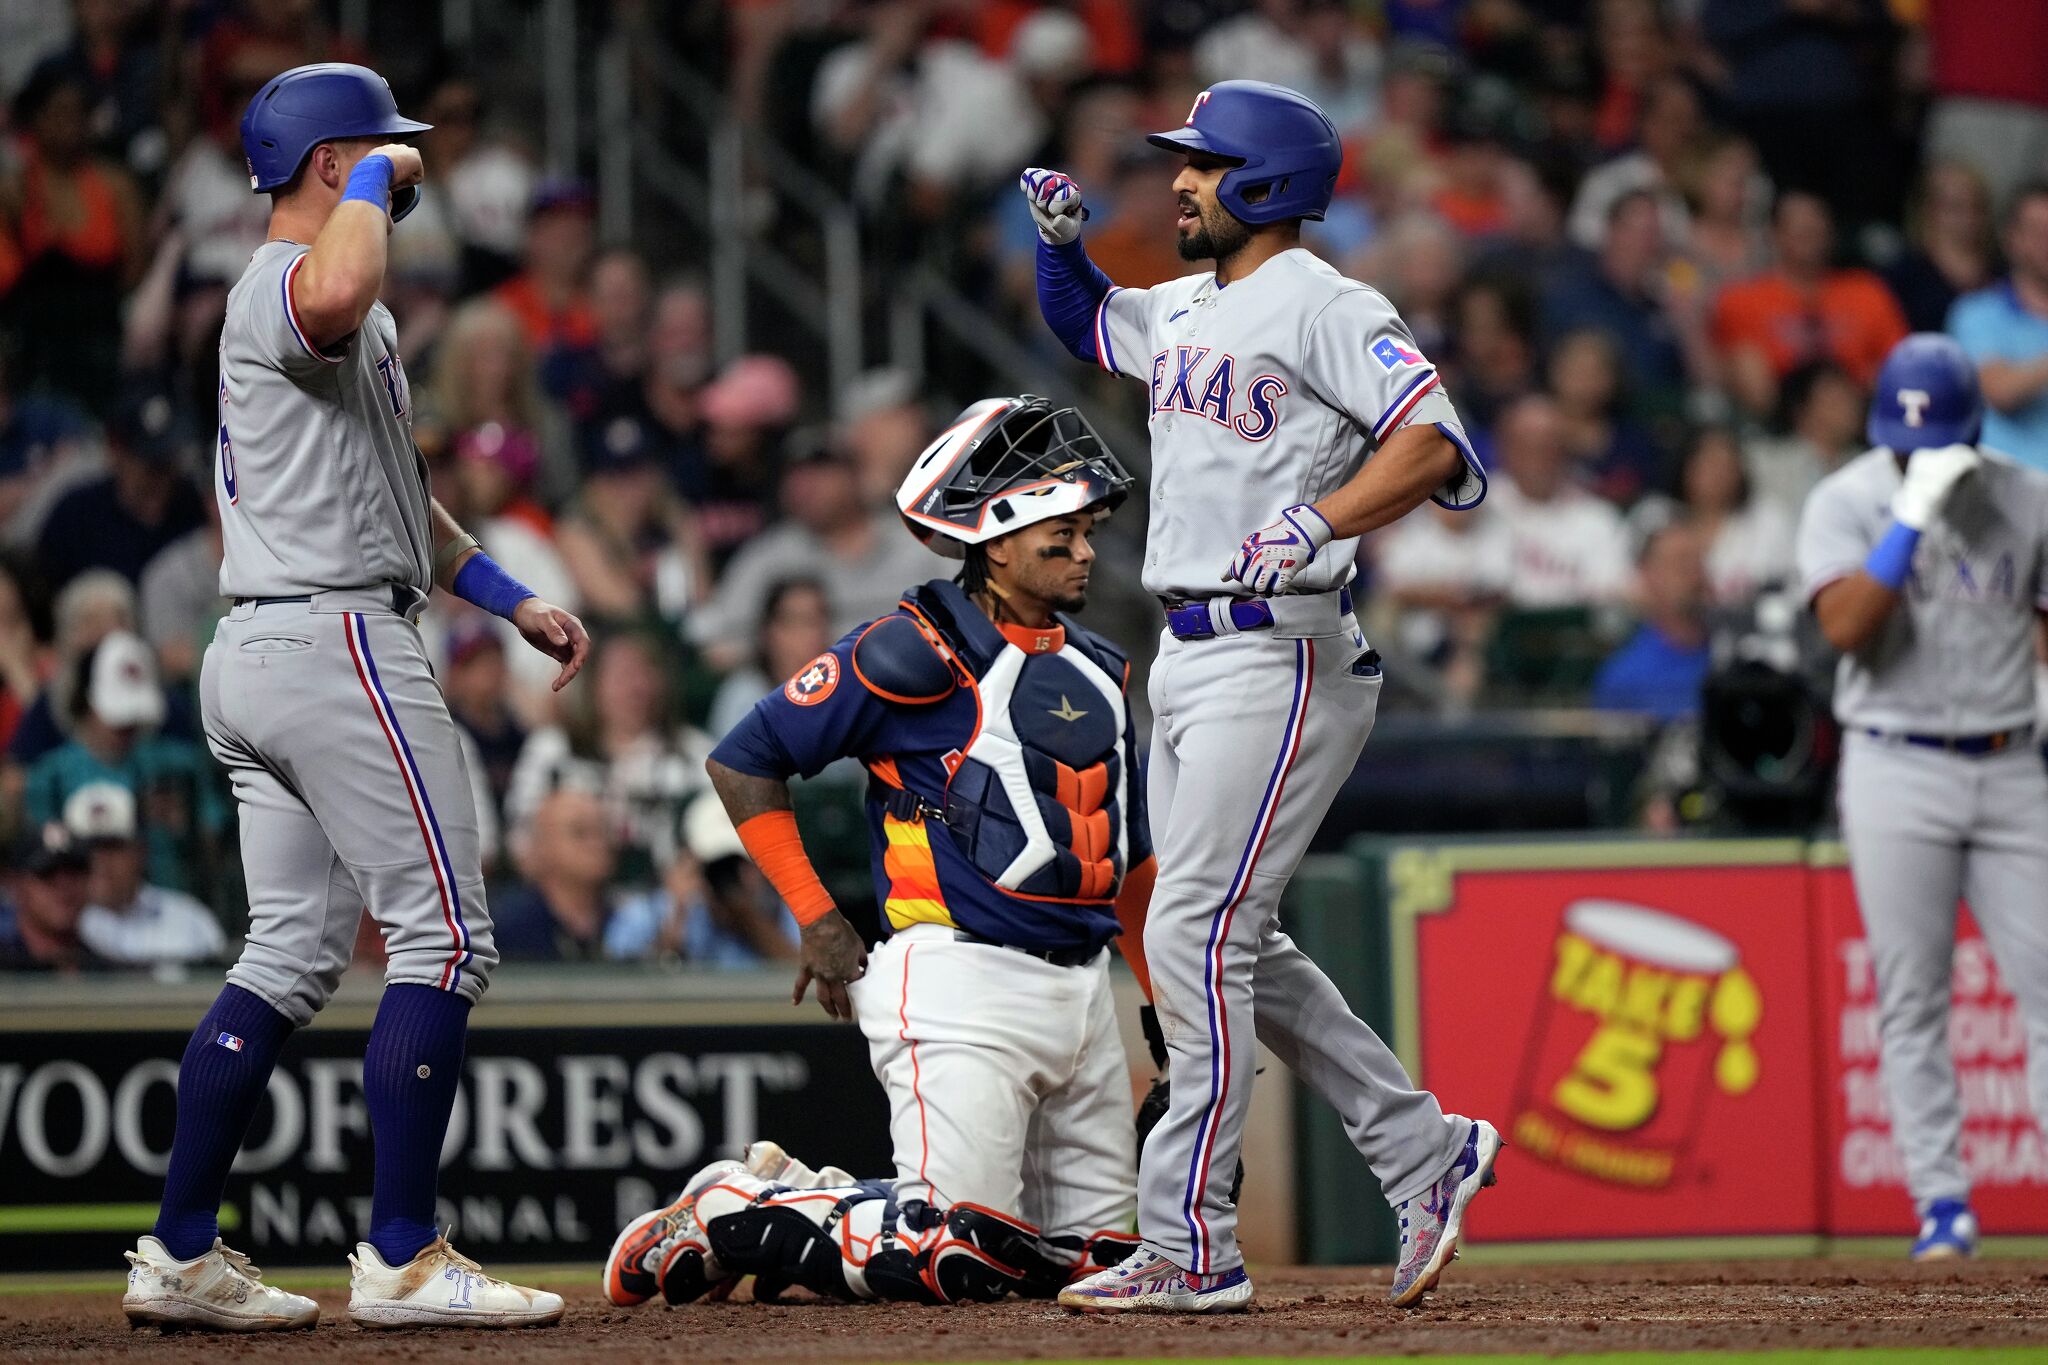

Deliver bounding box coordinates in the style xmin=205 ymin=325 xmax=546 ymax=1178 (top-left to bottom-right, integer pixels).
xmin=1177 ymin=199 xmax=1252 ymax=264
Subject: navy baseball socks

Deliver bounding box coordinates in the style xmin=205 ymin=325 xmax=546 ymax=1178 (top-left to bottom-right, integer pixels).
xmin=362 ymin=984 xmax=471 ymax=1267
xmin=153 ymin=985 xmax=296 ymax=1260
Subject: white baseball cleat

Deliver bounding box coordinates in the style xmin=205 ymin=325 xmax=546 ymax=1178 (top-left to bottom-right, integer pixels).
xmin=347 ymin=1235 xmax=564 ymax=1329
xmin=123 ymin=1235 xmax=319 ymax=1332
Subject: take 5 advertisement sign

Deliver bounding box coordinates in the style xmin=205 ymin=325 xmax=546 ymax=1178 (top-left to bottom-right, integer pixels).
xmin=1384 ymin=839 xmax=2048 ymax=1244
xmin=1388 ymin=843 xmax=1819 ymax=1241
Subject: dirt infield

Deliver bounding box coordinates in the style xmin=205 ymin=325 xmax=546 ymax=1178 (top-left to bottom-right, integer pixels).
xmin=6 ymin=1260 xmax=2048 ymax=1363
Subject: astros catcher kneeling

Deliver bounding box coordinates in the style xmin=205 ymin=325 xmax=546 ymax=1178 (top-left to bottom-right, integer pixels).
xmin=602 ymin=396 xmax=1154 ymax=1306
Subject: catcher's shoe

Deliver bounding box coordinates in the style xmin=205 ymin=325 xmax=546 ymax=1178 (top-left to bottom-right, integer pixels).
xmin=123 ymin=1236 xmax=318 ymax=1332
xmin=1910 ymin=1199 xmax=1979 ymax=1261
xmin=605 ymin=1159 xmax=746 ymax=1307
xmin=743 ymin=1139 xmax=854 ymax=1189
xmin=347 ymin=1235 xmax=564 ymax=1328
xmin=1056 ymin=1246 xmax=1252 ymax=1314
xmin=1390 ymin=1117 xmax=1501 ymax=1307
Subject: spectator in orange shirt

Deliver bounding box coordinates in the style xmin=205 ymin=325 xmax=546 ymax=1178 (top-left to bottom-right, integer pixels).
xmin=492 ymin=178 xmax=599 ymax=353
xmin=1711 ymin=190 xmax=1907 ymax=417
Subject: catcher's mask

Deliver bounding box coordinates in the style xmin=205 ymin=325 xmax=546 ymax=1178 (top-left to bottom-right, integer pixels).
xmin=896 ymin=395 xmax=1132 ymax=558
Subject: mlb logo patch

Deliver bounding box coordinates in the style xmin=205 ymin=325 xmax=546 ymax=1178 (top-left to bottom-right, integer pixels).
xmin=216 ymin=1032 xmax=245 ymax=1052
xmin=1372 ymin=337 xmax=1423 ymax=370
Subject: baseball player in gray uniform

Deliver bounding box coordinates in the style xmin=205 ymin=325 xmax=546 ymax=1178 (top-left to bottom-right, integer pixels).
xmin=1799 ymin=332 xmax=2048 ymax=1261
xmin=122 ymin=64 xmax=586 ymax=1332
xmin=1024 ymin=81 xmax=1500 ymax=1313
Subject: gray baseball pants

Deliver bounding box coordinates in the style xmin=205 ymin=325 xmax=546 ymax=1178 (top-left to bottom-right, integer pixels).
xmin=202 ymin=591 xmax=495 ymax=1025
xmin=1839 ymin=730 xmax=2048 ymax=1209
xmin=1139 ymin=618 xmax=1461 ymax=1275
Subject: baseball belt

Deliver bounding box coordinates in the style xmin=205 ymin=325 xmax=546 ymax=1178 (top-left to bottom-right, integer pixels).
xmin=1861 ymin=724 xmax=2034 ymax=756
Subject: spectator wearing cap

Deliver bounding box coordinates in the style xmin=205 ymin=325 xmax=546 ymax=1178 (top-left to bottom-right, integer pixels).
xmin=687 ymin=354 xmax=800 ymax=569
xmin=25 ymin=630 xmax=223 ymax=896
xmin=688 ymin=442 xmax=945 ymax=671
xmin=706 ymin=576 xmax=834 ymax=738
xmin=491 ymin=178 xmax=599 ymax=353
xmin=67 ymin=781 xmax=224 ymax=968
xmin=505 ymin=631 xmax=715 ymax=885
xmin=1487 ymin=395 xmax=1634 ymax=608
xmin=443 ymin=621 xmax=527 ymax=824
xmin=1711 ymin=190 xmax=1908 ymax=417
xmin=139 ymin=490 xmax=224 ymax=685
xmin=35 ymin=378 xmax=204 ymax=590
xmin=492 ymin=786 xmax=621 ymax=962
xmin=6 ymin=569 xmax=136 ymax=773
xmin=606 ymin=791 xmax=799 ymax=966
xmin=1568 ymin=75 xmax=1704 ymax=255
xmin=0 ymin=823 xmax=103 ymax=973
xmin=557 ymin=414 xmax=702 ymax=624
xmin=1 ymin=63 xmax=145 ymax=415
xmin=1592 ymin=518 xmax=1713 ymax=722
xmin=1947 ymin=183 xmax=2048 ymax=472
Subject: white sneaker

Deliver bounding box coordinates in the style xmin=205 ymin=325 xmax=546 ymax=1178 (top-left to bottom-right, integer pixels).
xmin=347 ymin=1235 xmax=565 ymax=1329
xmin=743 ymin=1139 xmax=855 ymax=1189
xmin=123 ymin=1235 xmax=319 ymax=1332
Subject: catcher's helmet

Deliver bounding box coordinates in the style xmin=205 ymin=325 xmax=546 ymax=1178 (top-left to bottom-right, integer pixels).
xmin=896 ymin=396 xmax=1132 ymax=558
xmin=1146 ymin=81 xmax=1341 ymax=225
xmin=1867 ymin=332 xmax=1982 ymax=454
xmin=240 ymin=63 xmax=431 ymax=219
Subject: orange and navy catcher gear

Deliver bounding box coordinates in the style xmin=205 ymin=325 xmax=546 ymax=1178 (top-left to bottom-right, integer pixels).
xmin=709 ymin=578 xmax=1152 ymax=955
xmin=897 ymin=395 xmax=1132 ymax=556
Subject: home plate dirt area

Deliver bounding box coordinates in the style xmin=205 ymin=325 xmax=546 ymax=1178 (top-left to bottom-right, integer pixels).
xmin=7 ymin=1261 xmax=2048 ymax=1363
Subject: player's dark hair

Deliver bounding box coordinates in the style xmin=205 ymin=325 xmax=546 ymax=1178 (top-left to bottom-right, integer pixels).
xmin=956 ymin=544 xmax=994 ymax=598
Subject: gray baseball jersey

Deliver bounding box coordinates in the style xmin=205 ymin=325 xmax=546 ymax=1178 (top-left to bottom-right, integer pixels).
xmin=1092 ymin=247 xmax=1484 ymax=599
xmin=216 ymin=239 xmax=433 ymax=598
xmin=1803 ymin=443 xmax=2048 ymax=1216
xmin=203 ymin=240 xmax=495 ymax=1021
xmin=1796 ymin=446 xmax=2048 ymax=734
xmin=1084 ymin=246 xmax=1475 ymax=1275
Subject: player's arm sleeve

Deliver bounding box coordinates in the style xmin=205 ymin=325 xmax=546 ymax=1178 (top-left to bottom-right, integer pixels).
xmin=1795 ymin=480 xmax=1872 ymax=602
xmin=1304 ymin=290 xmax=1486 ymax=510
xmin=706 ymin=635 xmax=887 ymax=781
xmin=240 ymin=249 xmax=350 ymax=377
xmin=1035 ymin=239 xmax=1149 ymax=378
xmin=1113 ymin=704 xmax=1156 ymax=1000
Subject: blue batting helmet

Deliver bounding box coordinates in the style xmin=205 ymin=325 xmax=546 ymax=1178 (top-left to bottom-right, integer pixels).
xmin=240 ymin=63 xmax=431 ymax=217
xmin=1867 ymin=333 xmax=1982 ymax=454
xmin=1146 ymin=81 xmax=1341 ymax=225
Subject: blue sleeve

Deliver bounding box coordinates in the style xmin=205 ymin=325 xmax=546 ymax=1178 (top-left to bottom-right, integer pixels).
xmin=1037 ymin=239 xmax=1115 ymax=364
xmin=1122 ymin=708 xmax=1153 ymax=867
xmin=707 ymin=636 xmax=889 ymax=781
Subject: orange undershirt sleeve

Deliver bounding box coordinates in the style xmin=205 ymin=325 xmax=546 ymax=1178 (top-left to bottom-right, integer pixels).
xmin=736 ymin=810 xmax=837 ymax=927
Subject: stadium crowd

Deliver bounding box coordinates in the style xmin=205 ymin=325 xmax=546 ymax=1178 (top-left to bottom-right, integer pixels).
xmin=2 ymin=0 xmax=2046 ymax=972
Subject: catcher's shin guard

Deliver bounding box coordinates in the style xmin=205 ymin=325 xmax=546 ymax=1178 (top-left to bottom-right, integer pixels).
xmin=700 ymin=1179 xmax=905 ymax=1303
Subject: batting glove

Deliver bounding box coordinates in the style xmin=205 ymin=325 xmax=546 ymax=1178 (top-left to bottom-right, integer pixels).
xmin=1020 ymin=167 xmax=1088 ymax=245
xmin=1223 ymin=504 xmax=1334 ymax=596
xmin=1891 ymin=442 xmax=1982 ymax=530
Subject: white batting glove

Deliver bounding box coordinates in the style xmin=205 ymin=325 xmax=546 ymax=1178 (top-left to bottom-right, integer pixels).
xmin=1223 ymin=505 xmax=1334 ymax=596
xmin=1891 ymin=443 xmax=1982 ymax=530
xmin=1020 ymin=167 xmax=1088 ymax=246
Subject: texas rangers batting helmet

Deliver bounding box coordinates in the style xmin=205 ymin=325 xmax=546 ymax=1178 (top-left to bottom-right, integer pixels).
xmin=240 ymin=63 xmax=431 ymax=219
xmin=1867 ymin=332 xmax=1983 ymax=454
xmin=896 ymin=396 xmax=1132 ymax=557
xmin=1146 ymin=81 xmax=1341 ymax=224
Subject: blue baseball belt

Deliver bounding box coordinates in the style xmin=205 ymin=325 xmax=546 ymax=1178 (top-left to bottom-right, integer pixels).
xmin=1161 ymin=587 xmax=1354 ymax=642
xmin=1863 ymin=724 xmax=2033 ymax=756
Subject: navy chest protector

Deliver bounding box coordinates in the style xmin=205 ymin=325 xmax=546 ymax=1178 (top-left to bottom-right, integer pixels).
xmin=870 ymin=582 xmax=1131 ymax=904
